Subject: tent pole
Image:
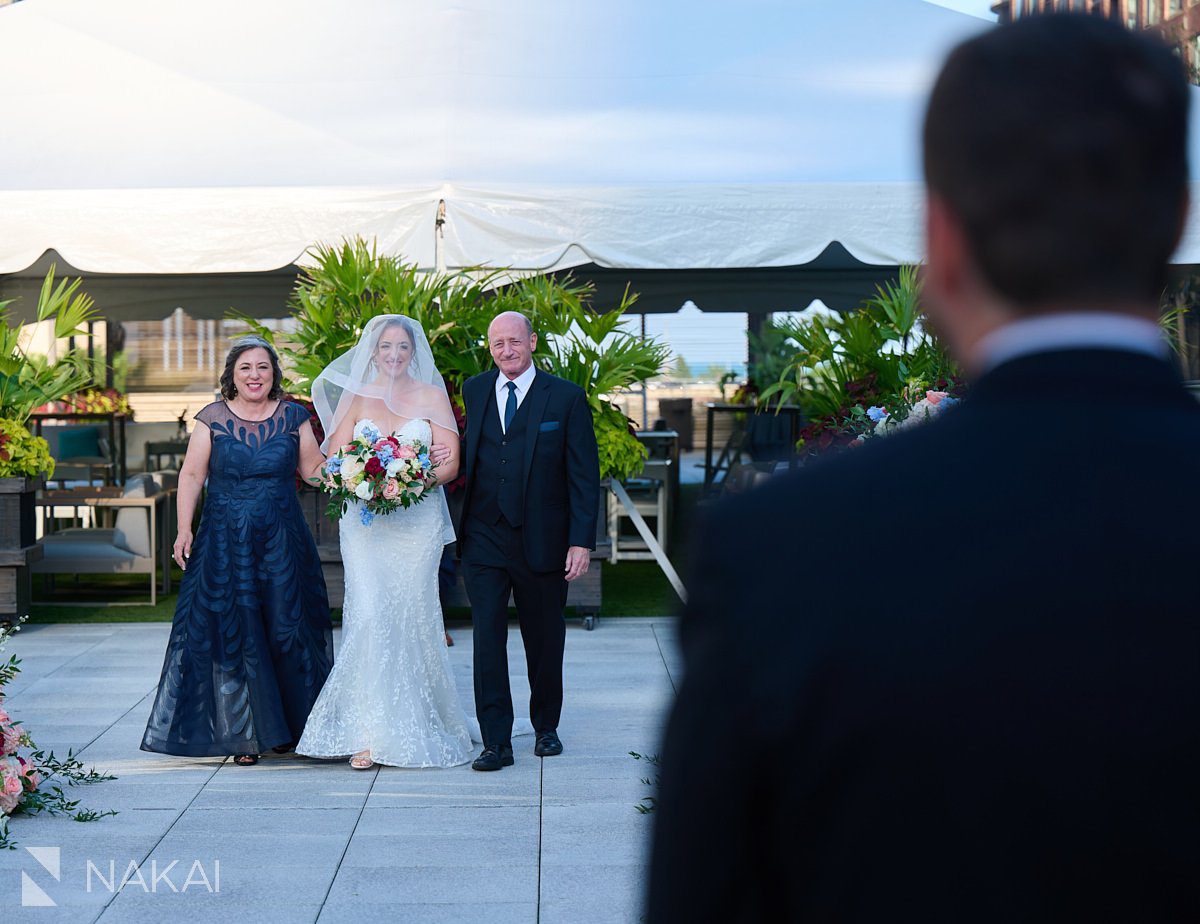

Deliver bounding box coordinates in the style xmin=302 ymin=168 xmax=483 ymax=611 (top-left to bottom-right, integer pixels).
xmin=435 ymin=199 xmax=447 ymax=274
xmin=641 ymin=314 xmax=649 ymax=429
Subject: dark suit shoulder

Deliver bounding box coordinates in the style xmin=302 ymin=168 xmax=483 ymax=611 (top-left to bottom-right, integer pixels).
xmin=464 ymin=371 xmax=496 ymax=393
xmin=532 ymin=370 xmax=585 ymax=398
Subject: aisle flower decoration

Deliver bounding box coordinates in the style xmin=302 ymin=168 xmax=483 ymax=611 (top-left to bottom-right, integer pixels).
xmin=0 ymin=617 xmax=117 ymax=850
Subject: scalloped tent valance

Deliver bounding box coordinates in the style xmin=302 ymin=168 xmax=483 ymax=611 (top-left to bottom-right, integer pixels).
xmin=2 ymin=0 xmax=1198 ymax=318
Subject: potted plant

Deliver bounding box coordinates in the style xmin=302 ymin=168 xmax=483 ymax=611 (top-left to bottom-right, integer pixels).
xmin=0 ymin=266 xmax=99 ymax=620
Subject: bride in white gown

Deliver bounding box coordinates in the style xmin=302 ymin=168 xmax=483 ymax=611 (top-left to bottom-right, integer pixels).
xmin=296 ymin=315 xmax=475 ymax=769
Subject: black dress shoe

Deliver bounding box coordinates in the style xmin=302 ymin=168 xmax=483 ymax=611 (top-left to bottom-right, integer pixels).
xmin=534 ymin=731 xmax=563 ymax=757
xmin=472 ymin=744 xmax=514 ymax=771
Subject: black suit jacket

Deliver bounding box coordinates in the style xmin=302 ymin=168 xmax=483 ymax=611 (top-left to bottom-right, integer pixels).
xmin=648 ymin=349 xmax=1200 ymax=922
xmin=458 ymin=368 xmax=600 ymax=572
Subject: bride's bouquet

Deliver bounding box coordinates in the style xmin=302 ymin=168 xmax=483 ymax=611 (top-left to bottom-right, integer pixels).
xmin=322 ymin=420 xmax=436 ymax=526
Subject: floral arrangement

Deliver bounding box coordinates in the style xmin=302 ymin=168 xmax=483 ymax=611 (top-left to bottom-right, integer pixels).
xmin=321 ymin=419 xmax=437 ymax=526
xmin=0 ymin=617 xmax=116 ymax=850
xmin=0 ymin=418 xmax=55 ymax=479
xmin=52 ymin=388 xmax=132 ymax=416
xmin=862 ymin=389 xmax=961 ymax=439
xmin=798 ymin=378 xmax=964 ymax=458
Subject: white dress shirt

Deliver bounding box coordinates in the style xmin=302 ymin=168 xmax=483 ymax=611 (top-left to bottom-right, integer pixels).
xmin=977 ymin=312 xmax=1169 ymax=374
xmin=495 ymin=364 xmax=537 ymax=433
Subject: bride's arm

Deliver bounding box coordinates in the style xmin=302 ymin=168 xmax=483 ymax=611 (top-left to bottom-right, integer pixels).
xmin=324 ymin=396 xmax=361 ymax=458
xmin=428 ymin=422 xmax=460 ymax=483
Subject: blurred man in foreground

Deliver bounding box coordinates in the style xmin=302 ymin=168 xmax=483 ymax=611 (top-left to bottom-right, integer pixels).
xmin=648 ymin=14 xmax=1199 ymax=922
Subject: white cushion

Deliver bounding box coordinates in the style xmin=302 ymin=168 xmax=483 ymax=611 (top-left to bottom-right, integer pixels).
xmin=112 ymin=474 xmax=158 ymax=558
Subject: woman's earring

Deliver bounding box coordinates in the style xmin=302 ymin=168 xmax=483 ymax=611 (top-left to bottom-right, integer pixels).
xmin=230 ymin=385 xmax=238 ymax=397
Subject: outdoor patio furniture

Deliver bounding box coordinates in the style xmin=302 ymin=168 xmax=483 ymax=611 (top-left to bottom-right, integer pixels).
xmin=144 ymin=439 xmax=188 ymax=473
xmin=702 ymin=403 xmax=804 ymax=495
xmin=637 ymin=429 xmax=679 ymax=516
xmin=32 ymin=474 xmax=175 ymax=605
xmin=30 ymin=411 xmax=129 ymax=485
xmin=608 ymin=476 xmax=667 ymax=564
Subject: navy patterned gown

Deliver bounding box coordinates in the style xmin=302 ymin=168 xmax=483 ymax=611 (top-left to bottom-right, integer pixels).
xmin=141 ymin=400 xmax=334 ymax=757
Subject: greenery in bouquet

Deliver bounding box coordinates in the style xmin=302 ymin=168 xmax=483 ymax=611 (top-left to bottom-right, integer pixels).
xmin=0 ymin=418 xmax=55 ymax=480
xmin=0 ymin=266 xmax=100 ymax=426
xmin=234 ymin=237 xmax=668 ymax=481
xmin=322 ymin=420 xmax=437 ymax=526
xmin=0 ymin=618 xmax=116 ymax=850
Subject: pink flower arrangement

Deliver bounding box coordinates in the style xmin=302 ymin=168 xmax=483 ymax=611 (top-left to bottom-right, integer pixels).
xmin=1 ymin=719 xmax=25 ymax=757
xmin=0 ymin=619 xmax=117 ymax=849
xmin=16 ymin=755 xmax=39 ymax=791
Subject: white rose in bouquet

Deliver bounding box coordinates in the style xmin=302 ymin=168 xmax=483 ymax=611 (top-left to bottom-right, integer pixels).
xmin=340 ymin=455 xmax=365 ymax=481
xmin=354 ymin=480 xmax=373 ymax=501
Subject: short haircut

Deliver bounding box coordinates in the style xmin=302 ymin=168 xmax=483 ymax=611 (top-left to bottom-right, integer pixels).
xmin=220 ymin=336 xmax=285 ymax=401
xmin=923 ymin=13 xmax=1189 ymax=308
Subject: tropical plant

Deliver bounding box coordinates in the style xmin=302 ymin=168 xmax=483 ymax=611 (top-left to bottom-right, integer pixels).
xmin=0 ymin=266 xmax=100 ymax=425
xmin=0 ymin=419 xmax=54 ymax=480
xmin=760 ymin=265 xmax=959 ymax=422
xmin=234 ymin=237 xmax=668 ymax=480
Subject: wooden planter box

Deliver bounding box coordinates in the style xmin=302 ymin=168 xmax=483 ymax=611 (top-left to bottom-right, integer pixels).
xmin=299 ymin=485 xmax=605 ymax=626
xmin=0 ymin=476 xmax=46 ymax=619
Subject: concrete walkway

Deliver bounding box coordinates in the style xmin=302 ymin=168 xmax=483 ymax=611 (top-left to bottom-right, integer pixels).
xmin=0 ymin=618 xmax=680 ymax=923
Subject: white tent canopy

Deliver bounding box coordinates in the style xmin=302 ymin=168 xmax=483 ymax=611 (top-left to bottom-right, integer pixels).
xmin=0 ymin=0 xmax=987 ymax=280
xmin=2 ymin=0 xmax=1199 ymax=308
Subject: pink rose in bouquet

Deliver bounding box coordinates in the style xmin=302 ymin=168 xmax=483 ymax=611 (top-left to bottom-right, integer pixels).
xmin=396 ymin=444 xmax=417 ymax=460
xmin=16 ymin=755 xmax=39 ymax=791
xmin=0 ymin=757 xmax=22 ymax=815
xmin=926 ymin=390 xmax=949 ymax=405
xmin=382 ymin=478 xmax=401 ymax=500
xmin=1 ymin=720 xmax=23 ymax=757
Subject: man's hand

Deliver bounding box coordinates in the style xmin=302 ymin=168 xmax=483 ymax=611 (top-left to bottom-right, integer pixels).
xmin=564 ymin=546 xmax=590 ymax=582
xmin=429 ymin=442 xmax=452 ymax=467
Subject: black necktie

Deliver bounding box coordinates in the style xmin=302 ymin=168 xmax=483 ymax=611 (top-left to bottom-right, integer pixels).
xmin=503 ymin=381 xmax=518 ymax=433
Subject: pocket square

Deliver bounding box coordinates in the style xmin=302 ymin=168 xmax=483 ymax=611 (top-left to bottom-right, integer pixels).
xmin=538 ymin=420 xmax=561 ymax=432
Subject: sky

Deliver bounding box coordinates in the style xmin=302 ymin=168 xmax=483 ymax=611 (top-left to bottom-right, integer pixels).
xmin=923 ymin=0 xmax=997 ymax=18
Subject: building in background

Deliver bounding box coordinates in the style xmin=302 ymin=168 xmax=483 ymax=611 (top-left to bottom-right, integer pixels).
xmin=992 ymin=1 xmax=1200 ymax=78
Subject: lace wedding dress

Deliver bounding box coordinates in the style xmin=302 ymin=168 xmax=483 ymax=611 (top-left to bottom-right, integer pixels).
xmin=296 ymin=418 xmax=474 ymax=768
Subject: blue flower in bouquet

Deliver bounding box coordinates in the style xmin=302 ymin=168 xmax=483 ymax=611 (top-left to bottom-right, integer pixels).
xmin=376 ymin=443 xmax=395 ymax=465
xmin=325 ymin=456 xmax=343 ymax=474
xmin=866 ymin=406 xmax=888 ymax=423
xmin=418 ymin=451 xmax=430 ymax=469
xmin=360 ymin=507 xmax=375 ymax=527
xmin=356 ymin=420 xmax=382 ymax=444
xmin=939 ymin=396 xmax=960 ymax=409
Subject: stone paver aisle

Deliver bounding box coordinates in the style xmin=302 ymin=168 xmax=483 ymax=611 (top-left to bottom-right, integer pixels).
xmin=0 ymin=619 xmax=679 ymax=923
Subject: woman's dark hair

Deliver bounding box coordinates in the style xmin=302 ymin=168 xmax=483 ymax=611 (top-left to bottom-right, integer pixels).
xmin=923 ymin=13 xmax=1189 ymax=308
xmin=220 ymin=336 xmax=285 ymax=400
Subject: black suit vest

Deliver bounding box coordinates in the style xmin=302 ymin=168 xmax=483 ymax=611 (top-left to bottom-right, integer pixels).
xmin=472 ymin=385 xmax=530 ymax=527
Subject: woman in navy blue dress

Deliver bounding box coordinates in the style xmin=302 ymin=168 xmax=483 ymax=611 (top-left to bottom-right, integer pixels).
xmin=142 ymin=336 xmax=334 ymax=765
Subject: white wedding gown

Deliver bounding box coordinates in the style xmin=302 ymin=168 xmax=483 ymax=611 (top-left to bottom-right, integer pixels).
xmin=297 ymin=418 xmax=475 ymax=768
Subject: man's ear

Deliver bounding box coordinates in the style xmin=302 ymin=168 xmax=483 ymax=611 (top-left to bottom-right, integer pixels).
xmin=925 ymin=192 xmax=966 ymax=308
xmin=530 ymin=332 xmax=539 ymax=353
